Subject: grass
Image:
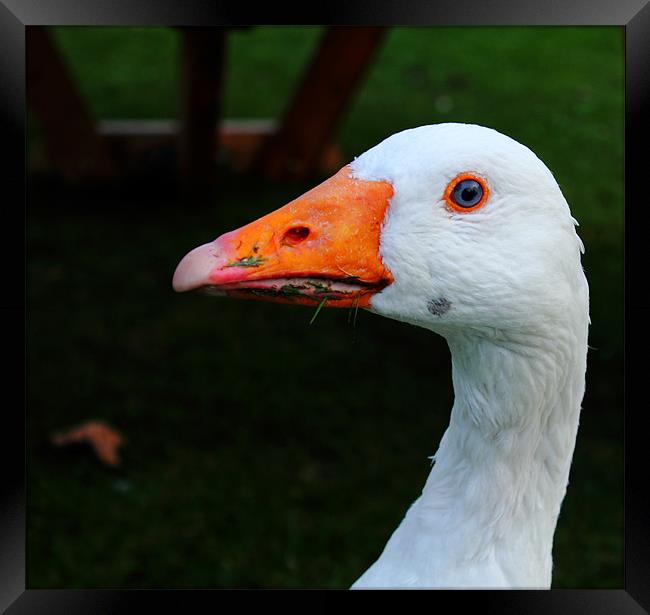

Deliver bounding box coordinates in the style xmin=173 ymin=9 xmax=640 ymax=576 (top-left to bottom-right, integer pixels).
xmin=27 ymin=26 xmax=623 ymax=588
xmin=309 ymin=297 xmax=330 ymax=326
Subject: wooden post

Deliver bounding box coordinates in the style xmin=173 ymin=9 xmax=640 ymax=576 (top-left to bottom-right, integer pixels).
xmin=178 ymin=27 xmax=226 ymax=202
xmin=26 ymin=26 xmax=116 ymax=183
xmin=255 ymin=27 xmax=386 ymax=181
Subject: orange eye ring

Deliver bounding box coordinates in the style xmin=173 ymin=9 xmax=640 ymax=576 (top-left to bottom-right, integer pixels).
xmin=443 ymin=173 xmax=489 ymax=213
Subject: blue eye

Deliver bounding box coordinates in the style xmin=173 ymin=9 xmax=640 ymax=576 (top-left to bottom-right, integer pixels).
xmin=443 ymin=174 xmax=489 ymax=212
xmin=451 ymin=179 xmax=483 ymax=208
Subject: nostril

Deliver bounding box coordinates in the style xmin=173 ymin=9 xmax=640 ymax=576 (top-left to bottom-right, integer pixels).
xmin=283 ymin=226 xmax=311 ymax=246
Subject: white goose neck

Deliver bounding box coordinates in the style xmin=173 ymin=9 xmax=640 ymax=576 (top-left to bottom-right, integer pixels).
xmin=353 ymin=315 xmax=588 ymax=589
xmin=422 ymin=323 xmax=587 ymax=585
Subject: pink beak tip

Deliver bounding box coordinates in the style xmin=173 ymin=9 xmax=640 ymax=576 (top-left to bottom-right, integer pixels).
xmin=172 ymin=241 xmax=224 ymax=293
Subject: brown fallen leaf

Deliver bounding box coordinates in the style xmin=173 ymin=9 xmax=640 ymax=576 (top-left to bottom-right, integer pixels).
xmin=51 ymin=420 xmax=124 ymax=467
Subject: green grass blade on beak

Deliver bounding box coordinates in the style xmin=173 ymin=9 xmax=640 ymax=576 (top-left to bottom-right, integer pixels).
xmin=352 ymin=295 xmax=360 ymax=328
xmin=309 ymin=296 xmax=329 ymax=326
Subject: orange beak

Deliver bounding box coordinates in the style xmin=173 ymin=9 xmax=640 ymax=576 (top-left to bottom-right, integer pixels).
xmin=172 ymin=166 xmax=394 ymax=308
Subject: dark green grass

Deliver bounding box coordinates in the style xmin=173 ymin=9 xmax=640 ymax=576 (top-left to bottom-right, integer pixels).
xmin=28 ymin=26 xmax=623 ymax=588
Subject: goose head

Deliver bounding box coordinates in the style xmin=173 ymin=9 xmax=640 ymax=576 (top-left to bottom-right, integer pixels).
xmin=173 ymin=123 xmax=586 ymax=341
xmin=173 ymin=123 xmax=590 ymax=588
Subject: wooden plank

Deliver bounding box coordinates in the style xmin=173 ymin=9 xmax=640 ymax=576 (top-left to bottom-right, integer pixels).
xmin=26 ymin=26 xmax=116 ymax=182
xmin=178 ymin=27 xmax=226 ymax=199
xmin=255 ymin=27 xmax=387 ymax=180
xmin=29 ymin=119 xmax=343 ymax=178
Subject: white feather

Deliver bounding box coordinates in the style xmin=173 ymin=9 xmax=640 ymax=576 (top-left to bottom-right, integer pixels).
xmin=348 ymin=124 xmax=589 ymax=589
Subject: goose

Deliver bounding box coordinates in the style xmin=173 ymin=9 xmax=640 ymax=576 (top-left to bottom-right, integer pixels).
xmin=172 ymin=123 xmax=589 ymax=589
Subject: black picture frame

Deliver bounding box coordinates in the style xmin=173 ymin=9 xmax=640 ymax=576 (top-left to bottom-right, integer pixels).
xmin=2 ymin=1 xmax=648 ymax=611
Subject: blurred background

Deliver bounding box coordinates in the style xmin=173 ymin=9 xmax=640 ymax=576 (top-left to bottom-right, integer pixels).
xmin=27 ymin=26 xmax=623 ymax=588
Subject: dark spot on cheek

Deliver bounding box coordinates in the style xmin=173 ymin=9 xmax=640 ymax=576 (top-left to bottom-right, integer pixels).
xmin=427 ymin=297 xmax=452 ymax=316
